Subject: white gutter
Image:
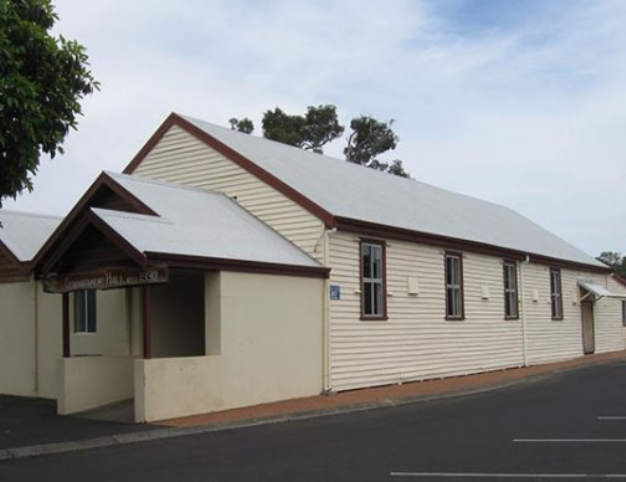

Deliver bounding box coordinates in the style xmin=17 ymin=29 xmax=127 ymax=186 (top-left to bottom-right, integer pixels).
xmin=519 ymin=256 xmax=529 ymax=367
xmin=321 ymin=227 xmax=336 ymax=393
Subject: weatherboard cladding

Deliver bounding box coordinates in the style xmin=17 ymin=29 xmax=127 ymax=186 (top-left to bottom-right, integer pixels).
xmin=328 ymin=232 xmax=526 ymax=390
xmin=131 ymin=125 xmax=326 ymax=263
xmin=328 ymin=231 xmax=626 ymax=390
xmin=523 ymin=266 xmax=626 ymax=365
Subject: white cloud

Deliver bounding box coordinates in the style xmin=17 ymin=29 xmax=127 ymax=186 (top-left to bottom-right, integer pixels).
xmin=6 ymin=0 xmax=626 ymax=256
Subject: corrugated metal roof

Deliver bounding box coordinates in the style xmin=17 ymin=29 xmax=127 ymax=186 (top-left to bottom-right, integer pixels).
xmin=182 ymin=115 xmax=602 ymax=267
xmin=99 ymin=173 xmax=320 ymax=267
xmin=0 ymin=210 xmax=62 ymax=262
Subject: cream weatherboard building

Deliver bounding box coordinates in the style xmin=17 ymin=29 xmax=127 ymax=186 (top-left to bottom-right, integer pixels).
xmin=1 ymin=112 xmax=625 ymax=422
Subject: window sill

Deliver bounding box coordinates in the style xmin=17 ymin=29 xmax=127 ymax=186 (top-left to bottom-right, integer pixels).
xmin=551 ymin=317 xmax=564 ymax=321
xmin=360 ymin=316 xmax=389 ymax=322
xmin=505 ymin=316 xmax=520 ymax=321
xmin=445 ymin=316 xmax=465 ymax=322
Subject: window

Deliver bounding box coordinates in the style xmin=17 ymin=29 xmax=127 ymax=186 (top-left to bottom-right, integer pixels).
xmin=503 ymin=261 xmax=519 ymax=319
xmin=74 ymin=290 xmax=97 ymax=333
xmin=445 ymin=252 xmax=464 ymax=320
xmin=550 ymin=268 xmax=563 ymax=320
xmin=361 ymin=240 xmax=386 ymax=319
xmin=622 ymin=300 xmax=626 ymax=327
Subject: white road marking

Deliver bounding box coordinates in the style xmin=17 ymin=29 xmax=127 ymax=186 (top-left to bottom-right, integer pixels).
xmin=513 ymin=439 xmax=626 ymax=443
xmin=598 ymin=416 xmax=626 ymax=420
xmin=390 ymin=472 xmax=626 ymax=478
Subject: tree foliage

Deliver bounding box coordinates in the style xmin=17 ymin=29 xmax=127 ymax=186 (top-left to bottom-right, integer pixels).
xmin=262 ymin=105 xmax=344 ymax=154
xmin=229 ymin=117 xmax=254 ymax=134
xmin=0 ymin=0 xmax=98 ymax=208
xmin=231 ymin=104 xmax=411 ymax=178
xmin=344 ymin=116 xmax=409 ymax=177
xmin=597 ymin=251 xmax=626 ymax=277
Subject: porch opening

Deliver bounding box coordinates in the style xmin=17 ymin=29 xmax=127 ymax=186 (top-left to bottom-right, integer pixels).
xmin=151 ymin=271 xmax=205 ymax=358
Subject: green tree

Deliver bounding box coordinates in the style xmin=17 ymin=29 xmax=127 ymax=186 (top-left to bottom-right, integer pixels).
xmin=262 ymin=105 xmax=344 ymax=154
xmin=229 ymin=117 xmax=254 ymax=134
xmin=597 ymin=251 xmax=626 ymax=277
xmin=236 ymin=104 xmax=411 ymax=177
xmin=344 ymin=116 xmax=409 ymax=178
xmin=0 ymin=0 xmax=98 ymax=208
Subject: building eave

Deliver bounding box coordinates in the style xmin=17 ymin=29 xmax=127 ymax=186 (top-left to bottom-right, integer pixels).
xmin=145 ymin=251 xmax=330 ymax=279
xmin=335 ymin=216 xmax=609 ymax=274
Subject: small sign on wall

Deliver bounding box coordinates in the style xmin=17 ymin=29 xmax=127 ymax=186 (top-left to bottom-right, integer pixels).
xmin=330 ymin=284 xmax=341 ymax=300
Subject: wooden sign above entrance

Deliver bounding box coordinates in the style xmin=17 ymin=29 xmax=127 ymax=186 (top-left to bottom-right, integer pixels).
xmin=43 ymin=265 xmax=168 ymax=293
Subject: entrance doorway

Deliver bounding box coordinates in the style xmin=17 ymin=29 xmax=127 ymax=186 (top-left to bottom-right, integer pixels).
xmin=581 ymin=300 xmax=595 ymax=355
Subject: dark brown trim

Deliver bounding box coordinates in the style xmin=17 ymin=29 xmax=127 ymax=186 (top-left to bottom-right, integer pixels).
xmin=145 ymin=252 xmax=330 ymax=279
xmin=359 ymin=238 xmax=388 ymax=321
xmin=31 ymin=172 xmax=156 ymax=272
xmin=0 ymin=239 xmax=33 ymax=279
xmin=529 ymin=254 xmax=609 ymax=274
xmin=335 ymin=217 xmax=610 ymax=274
xmin=550 ymin=268 xmax=564 ymax=321
xmin=503 ymin=260 xmax=520 ymax=320
xmin=122 ymin=113 xmax=336 ymax=228
xmin=0 ymin=238 xmax=22 ymax=267
xmin=0 ymin=273 xmax=31 ymax=284
xmin=142 ymin=286 xmax=152 ymax=359
xmin=39 ymin=210 xmax=147 ymax=276
xmin=62 ymin=293 xmax=70 ymax=358
xmin=444 ymin=251 xmax=465 ymax=321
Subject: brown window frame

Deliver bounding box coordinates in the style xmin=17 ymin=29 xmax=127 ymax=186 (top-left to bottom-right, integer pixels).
xmin=445 ymin=251 xmax=465 ymax=321
xmin=503 ymin=261 xmax=519 ymax=320
xmin=550 ymin=268 xmax=563 ymax=320
xmin=622 ymin=300 xmax=626 ymax=327
xmin=360 ymin=239 xmax=388 ymax=321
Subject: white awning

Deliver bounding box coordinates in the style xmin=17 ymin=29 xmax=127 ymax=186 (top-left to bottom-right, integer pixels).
xmin=577 ymin=280 xmax=622 ymax=299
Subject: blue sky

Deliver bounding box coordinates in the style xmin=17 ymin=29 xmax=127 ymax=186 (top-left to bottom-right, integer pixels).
xmin=7 ymin=0 xmax=626 ymax=257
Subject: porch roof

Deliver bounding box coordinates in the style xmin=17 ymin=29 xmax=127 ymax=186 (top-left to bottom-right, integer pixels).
xmin=90 ymin=173 xmax=321 ymax=269
xmin=577 ymin=279 xmax=625 ymax=299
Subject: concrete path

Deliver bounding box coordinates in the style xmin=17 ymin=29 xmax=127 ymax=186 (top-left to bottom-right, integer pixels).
xmin=1 ymin=350 xmax=624 ymax=462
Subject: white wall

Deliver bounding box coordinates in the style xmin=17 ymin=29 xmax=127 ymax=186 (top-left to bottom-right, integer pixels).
xmin=135 ymin=271 xmax=323 ymax=422
xmin=0 ymin=281 xmax=37 ymax=396
xmin=57 ymin=356 xmax=134 ymax=414
xmin=35 ymin=284 xmax=62 ymax=399
xmin=71 ymin=289 xmax=129 ymax=356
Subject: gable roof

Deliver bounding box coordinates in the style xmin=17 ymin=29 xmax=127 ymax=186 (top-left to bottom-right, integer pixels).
xmin=100 ymin=173 xmax=322 ymax=269
xmin=37 ymin=172 xmax=326 ymax=278
xmin=126 ymin=113 xmax=601 ymax=269
xmin=0 ymin=210 xmax=61 ymax=263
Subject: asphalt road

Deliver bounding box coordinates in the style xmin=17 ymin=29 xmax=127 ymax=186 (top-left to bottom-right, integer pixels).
xmin=2 ymin=360 xmax=626 ymax=481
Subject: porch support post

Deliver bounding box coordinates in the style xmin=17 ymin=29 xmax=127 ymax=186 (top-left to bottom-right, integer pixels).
xmin=62 ymin=292 xmax=70 ymax=358
xmin=142 ymin=286 xmax=152 ymax=359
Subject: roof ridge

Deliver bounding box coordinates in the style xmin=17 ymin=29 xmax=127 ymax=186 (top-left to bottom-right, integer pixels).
xmin=105 ymin=170 xmax=222 ymax=197
xmin=91 ymin=207 xmax=173 ymax=225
